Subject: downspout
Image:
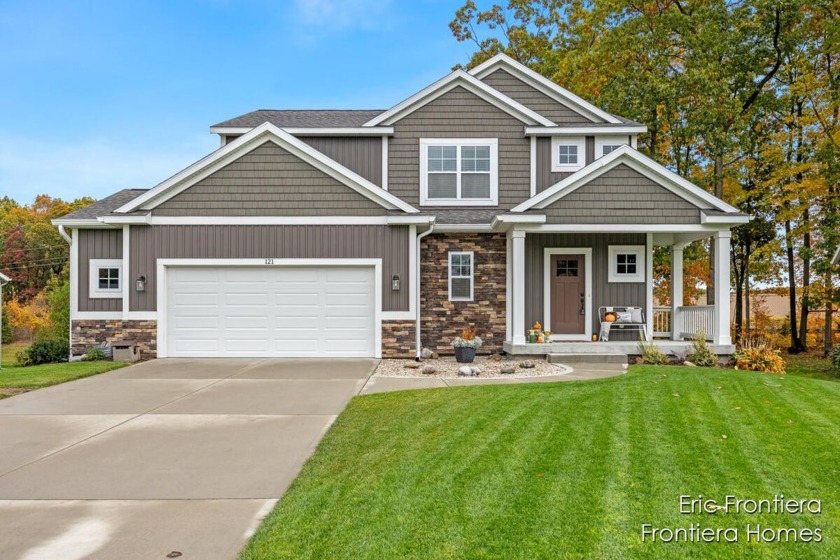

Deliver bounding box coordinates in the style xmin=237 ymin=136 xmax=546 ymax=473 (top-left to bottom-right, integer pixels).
xmin=57 ymin=225 xmax=72 ymax=360
xmin=0 ymin=275 xmax=7 ymax=370
xmin=57 ymin=224 xmax=72 ymax=244
xmin=415 ymin=222 xmax=435 ymax=359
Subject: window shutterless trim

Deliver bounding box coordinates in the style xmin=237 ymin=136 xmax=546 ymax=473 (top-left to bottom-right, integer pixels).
xmin=420 ymin=139 xmax=498 ymax=206
xmin=448 ymin=251 xmax=474 ymax=301
xmin=550 ymin=136 xmax=586 ymax=172
xmin=607 ymin=245 xmax=645 ymax=283
xmin=88 ymin=259 xmax=123 ymax=299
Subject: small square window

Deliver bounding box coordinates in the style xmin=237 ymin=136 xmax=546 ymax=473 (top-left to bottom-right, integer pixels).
xmin=98 ymin=268 xmax=120 ymax=290
xmin=449 ymin=252 xmax=474 ymax=301
xmin=608 ymin=246 xmax=644 ymax=283
xmin=557 ymin=145 xmax=578 ymax=165
xmin=551 ymin=137 xmax=586 ymax=171
xmin=89 ymin=259 xmax=123 ymax=298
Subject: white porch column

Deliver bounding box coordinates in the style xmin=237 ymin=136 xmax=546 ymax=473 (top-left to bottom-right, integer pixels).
xmin=512 ymin=230 xmax=527 ymax=344
xmin=645 ymin=233 xmax=653 ymax=341
xmin=713 ymin=230 xmax=732 ymax=345
xmin=505 ymin=231 xmax=512 ymax=341
xmin=670 ymin=243 xmax=685 ymax=341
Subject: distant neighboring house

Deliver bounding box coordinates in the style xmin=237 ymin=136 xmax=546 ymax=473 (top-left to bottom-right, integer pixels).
xmin=53 ymin=55 xmax=747 ymax=360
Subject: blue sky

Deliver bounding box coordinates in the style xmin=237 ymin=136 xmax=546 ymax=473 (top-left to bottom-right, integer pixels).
xmin=0 ymin=0 xmax=475 ymax=203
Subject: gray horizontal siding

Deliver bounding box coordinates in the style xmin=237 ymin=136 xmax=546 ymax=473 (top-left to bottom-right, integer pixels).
xmin=536 ymin=136 xmax=595 ymax=193
xmin=543 ymin=164 xmax=702 ymax=224
xmin=525 ymin=233 xmax=646 ymax=338
xmin=78 ymin=229 xmax=122 ymax=312
xmin=154 ymin=141 xmax=387 ymax=216
xmin=300 ymin=136 xmax=382 ymax=186
xmin=129 ymin=225 xmax=409 ymax=312
xmin=481 ymin=69 xmax=600 ymax=125
xmin=388 ymin=86 xmax=530 ymax=209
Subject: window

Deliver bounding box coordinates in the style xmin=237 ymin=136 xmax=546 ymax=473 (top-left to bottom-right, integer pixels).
xmin=89 ymin=259 xmax=123 ymax=298
xmin=448 ymin=252 xmax=474 ymax=301
xmin=550 ymin=137 xmax=586 ymax=172
xmin=420 ymin=139 xmax=498 ymax=206
xmin=596 ymin=136 xmax=631 ymax=158
xmin=608 ymin=246 xmax=645 ymax=283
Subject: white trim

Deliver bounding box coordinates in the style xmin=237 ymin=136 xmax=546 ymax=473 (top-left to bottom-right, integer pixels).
xmin=594 ymin=135 xmax=631 ymax=158
xmin=448 ymin=251 xmax=474 ymax=302
xmin=71 ymin=312 xmax=123 ymax=320
xmin=51 ymin=219 xmax=114 ymax=228
xmin=381 ymin=136 xmax=389 ymax=191
xmin=670 ymin=244 xmax=685 ymax=341
xmin=525 ymin=126 xmax=647 ymax=135
xmin=123 ymin=312 xmax=157 ymax=321
xmin=511 ymin=145 xmax=740 ymax=214
xmin=69 ymin=228 xmax=79 ymax=319
xmin=607 ymin=245 xmax=645 ymax=283
xmin=646 ymin=233 xmax=654 ymax=341
xmin=209 ymin=126 xmax=395 ymax=136
xmin=88 ymin=259 xmax=123 ymax=299
xmin=155 ymin=258 xmax=383 ymax=359
xmin=364 ymin=70 xmax=555 ymax=127
xmin=550 ymin=136 xmax=586 ymax=172
xmin=505 ymin=231 xmax=512 ymax=341
xmin=529 ymin=136 xmax=537 ymax=197
xmin=432 ymin=224 xmax=494 ymax=233
xmin=137 ymin=216 xmax=433 ymax=226
xmin=519 ymin=223 xmax=737 ymax=233
xmin=713 ymin=231 xmax=732 ymax=345
xmin=115 ymin=123 xmax=418 ymax=214
xmin=700 ymin=211 xmax=750 ymax=224
xmin=470 ymin=54 xmax=622 ymax=124
xmin=511 ymin=231 xmax=526 ymax=344
xmin=833 ymin=246 xmax=840 ymax=266
xmin=419 ymin=139 xmax=499 ymax=206
xmin=122 ymin=225 xmax=130 ymax=314
xmin=543 ymin=248 xmax=592 ymax=341
xmin=100 ymin=215 xmax=151 ymax=225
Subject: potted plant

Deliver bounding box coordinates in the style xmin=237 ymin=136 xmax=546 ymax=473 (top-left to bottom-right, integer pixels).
xmin=452 ymin=327 xmax=482 ymax=363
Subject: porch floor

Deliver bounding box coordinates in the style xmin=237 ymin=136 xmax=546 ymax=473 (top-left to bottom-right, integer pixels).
xmin=503 ymin=340 xmax=736 ymax=356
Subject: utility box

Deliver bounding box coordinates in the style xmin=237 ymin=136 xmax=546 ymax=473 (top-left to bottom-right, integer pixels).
xmin=112 ymin=341 xmax=139 ymax=362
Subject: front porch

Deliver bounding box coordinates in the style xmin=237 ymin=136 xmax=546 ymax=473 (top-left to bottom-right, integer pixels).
xmin=503 ymin=228 xmax=735 ymax=356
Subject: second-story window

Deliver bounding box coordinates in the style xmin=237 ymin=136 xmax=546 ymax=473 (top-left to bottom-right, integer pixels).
xmin=551 ymin=137 xmax=586 ymax=172
xmin=420 ymin=139 xmax=498 ymax=206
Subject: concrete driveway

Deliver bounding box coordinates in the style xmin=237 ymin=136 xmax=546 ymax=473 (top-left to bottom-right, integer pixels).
xmin=0 ymin=358 xmax=376 ymax=560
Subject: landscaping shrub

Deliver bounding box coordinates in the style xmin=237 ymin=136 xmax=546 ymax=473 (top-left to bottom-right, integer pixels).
xmin=832 ymin=344 xmax=840 ymax=374
xmin=733 ymin=338 xmax=785 ymax=374
xmin=638 ymin=334 xmax=669 ymax=365
xmin=1 ymin=307 xmax=11 ymax=344
xmin=16 ymin=336 xmax=70 ymax=366
xmin=687 ymin=330 xmax=718 ymax=367
xmin=86 ymin=347 xmax=106 ymax=361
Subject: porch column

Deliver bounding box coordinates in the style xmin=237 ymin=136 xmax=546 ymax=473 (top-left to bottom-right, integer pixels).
xmin=645 ymin=233 xmax=654 ymax=341
xmin=512 ymin=230 xmax=527 ymax=344
xmin=505 ymin=231 xmax=512 ymax=341
xmin=670 ymin=243 xmax=685 ymax=341
xmin=713 ymin=230 xmax=732 ymax=345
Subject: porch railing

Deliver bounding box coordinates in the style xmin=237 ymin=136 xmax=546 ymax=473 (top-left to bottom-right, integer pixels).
xmin=678 ymin=305 xmax=715 ymax=340
xmin=651 ymin=305 xmax=716 ymax=341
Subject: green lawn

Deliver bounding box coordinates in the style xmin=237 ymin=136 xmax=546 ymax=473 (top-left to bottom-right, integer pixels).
xmin=784 ymin=350 xmax=838 ymax=381
xmin=242 ymin=366 xmax=839 ymax=559
xmin=1 ymin=341 xmax=126 ymax=398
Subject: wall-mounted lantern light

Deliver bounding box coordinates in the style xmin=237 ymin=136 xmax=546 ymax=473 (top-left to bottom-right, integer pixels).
xmin=135 ymin=275 xmax=147 ymax=292
xmin=392 ymin=274 xmax=400 ymax=291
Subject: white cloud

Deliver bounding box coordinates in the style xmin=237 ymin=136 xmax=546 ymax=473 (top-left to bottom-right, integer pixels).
xmin=292 ymin=0 xmax=393 ymax=30
xmin=0 ymin=134 xmax=216 ymax=204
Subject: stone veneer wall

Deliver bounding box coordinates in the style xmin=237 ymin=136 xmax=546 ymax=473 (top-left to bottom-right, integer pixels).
xmin=421 ymin=233 xmax=506 ymax=355
xmin=72 ymin=320 xmax=157 ymax=360
xmin=382 ymin=320 xmax=417 ymax=358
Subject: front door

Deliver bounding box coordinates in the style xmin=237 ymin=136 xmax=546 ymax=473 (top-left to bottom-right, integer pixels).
xmin=550 ymin=254 xmax=586 ymax=335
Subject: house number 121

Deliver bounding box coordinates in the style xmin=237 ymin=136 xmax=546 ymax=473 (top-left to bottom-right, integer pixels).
xmin=264 ymin=258 xmax=274 ymax=265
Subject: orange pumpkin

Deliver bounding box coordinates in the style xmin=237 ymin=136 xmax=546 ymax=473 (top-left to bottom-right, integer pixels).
xmin=534 ymin=321 xmax=542 ymax=330
xmin=604 ymin=312 xmax=617 ymax=323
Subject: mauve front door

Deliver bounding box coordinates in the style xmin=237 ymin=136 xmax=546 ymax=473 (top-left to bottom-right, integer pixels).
xmin=550 ymin=254 xmax=585 ymax=335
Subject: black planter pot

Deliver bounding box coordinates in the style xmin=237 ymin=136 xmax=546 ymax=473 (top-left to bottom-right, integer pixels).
xmin=454 ymin=346 xmax=477 ymax=363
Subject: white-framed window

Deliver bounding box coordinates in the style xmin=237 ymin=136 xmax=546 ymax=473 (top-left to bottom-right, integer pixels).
xmin=550 ymin=136 xmax=586 ymax=172
xmin=89 ymin=259 xmax=123 ymax=298
xmin=420 ymin=139 xmax=498 ymax=206
xmin=595 ymin=135 xmax=630 ymax=158
xmin=448 ymin=251 xmax=474 ymax=301
xmin=608 ymin=246 xmax=645 ymax=283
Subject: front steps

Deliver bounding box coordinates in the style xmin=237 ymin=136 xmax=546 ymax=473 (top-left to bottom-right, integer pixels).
xmin=547 ymin=353 xmax=627 ymax=364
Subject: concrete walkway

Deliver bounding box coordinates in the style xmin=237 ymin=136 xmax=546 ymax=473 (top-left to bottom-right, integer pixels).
xmin=360 ymin=362 xmax=626 ymax=395
xmin=0 ymin=358 xmax=376 ymax=560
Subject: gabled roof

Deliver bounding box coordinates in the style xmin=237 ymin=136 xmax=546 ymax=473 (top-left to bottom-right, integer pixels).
xmin=511 ymin=145 xmax=741 ymax=215
xmin=58 ymin=189 xmax=148 ymax=220
xmin=115 ymin=123 xmax=418 ymax=214
xmin=212 ymin=109 xmax=385 ymax=129
xmin=363 ymin=70 xmax=556 ymax=127
xmin=469 ymin=53 xmax=623 ymax=125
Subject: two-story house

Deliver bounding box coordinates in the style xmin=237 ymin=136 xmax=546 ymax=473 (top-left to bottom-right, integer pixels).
xmin=54 ymin=55 xmax=746 ymax=360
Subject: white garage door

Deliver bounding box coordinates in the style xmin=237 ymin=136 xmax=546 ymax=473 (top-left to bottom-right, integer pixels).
xmin=165 ymin=266 xmax=376 ymax=357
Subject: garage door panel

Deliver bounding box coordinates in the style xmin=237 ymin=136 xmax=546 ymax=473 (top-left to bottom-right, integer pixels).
xmin=167 ymin=265 xmax=375 ymax=358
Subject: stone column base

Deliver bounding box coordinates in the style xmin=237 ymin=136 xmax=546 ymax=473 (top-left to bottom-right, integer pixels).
xmin=71 ymin=320 xmax=157 ymax=360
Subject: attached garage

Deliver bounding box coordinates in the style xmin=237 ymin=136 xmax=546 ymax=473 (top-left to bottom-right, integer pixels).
xmin=159 ymin=261 xmax=379 ymax=358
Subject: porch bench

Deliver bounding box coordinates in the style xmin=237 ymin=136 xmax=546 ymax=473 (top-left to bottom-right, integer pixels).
xmin=598 ymin=306 xmax=648 ymax=342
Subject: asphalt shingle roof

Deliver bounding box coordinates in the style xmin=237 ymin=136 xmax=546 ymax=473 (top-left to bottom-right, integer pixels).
xmin=212 ymin=110 xmax=386 ymax=129
xmin=59 ymin=189 xmax=148 ymax=220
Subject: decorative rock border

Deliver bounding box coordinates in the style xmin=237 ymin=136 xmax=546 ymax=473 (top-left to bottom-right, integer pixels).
xmin=375 ymin=356 xmax=570 ymax=379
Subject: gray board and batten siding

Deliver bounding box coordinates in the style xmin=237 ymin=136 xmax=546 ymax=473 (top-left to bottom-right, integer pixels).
xmin=77 ymin=229 xmax=122 ymax=312
xmin=388 ymin=86 xmax=531 ymax=210
xmin=153 ymin=142 xmax=387 ymax=217
xmin=525 ymin=232 xmax=646 ymax=339
xmin=541 ymin=164 xmax=703 ymax=224
xmin=299 ymin=136 xmax=383 ymax=186
xmin=480 ymin=69 xmax=600 ymax=125
xmin=127 ymin=225 xmax=410 ymax=313
xmin=535 ymin=136 xmax=595 ymax=193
